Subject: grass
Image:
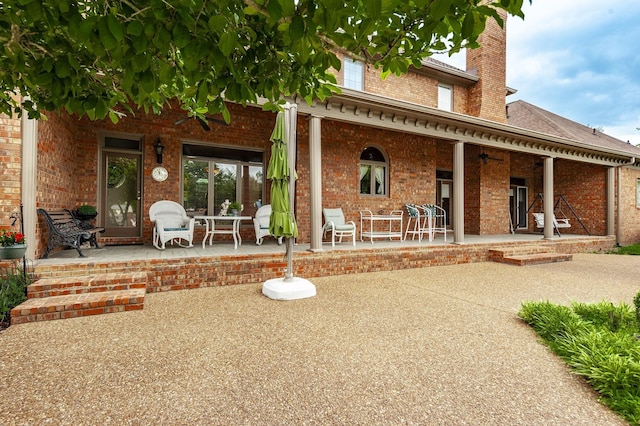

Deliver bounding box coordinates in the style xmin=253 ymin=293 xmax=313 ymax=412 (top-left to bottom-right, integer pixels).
xmin=610 ymin=243 xmax=640 ymax=255
xmin=519 ymin=299 xmax=640 ymax=424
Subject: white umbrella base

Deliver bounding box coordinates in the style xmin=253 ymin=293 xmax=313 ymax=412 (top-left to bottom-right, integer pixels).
xmin=262 ymin=277 xmax=316 ymax=300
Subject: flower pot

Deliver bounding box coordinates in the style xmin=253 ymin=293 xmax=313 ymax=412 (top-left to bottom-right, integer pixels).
xmin=0 ymin=244 xmax=27 ymax=260
xmin=77 ymin=212 xmax=98 ymax=220
xmin=231 ymin=209 xmax=239 ymax=216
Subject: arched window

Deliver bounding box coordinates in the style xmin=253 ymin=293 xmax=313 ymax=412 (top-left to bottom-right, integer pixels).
xmin=359 ymin=146 xmax=388 ymax=196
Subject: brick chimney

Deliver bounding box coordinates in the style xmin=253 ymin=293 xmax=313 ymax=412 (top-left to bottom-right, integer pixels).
xmin=466 ymin=8 xmax=508 ymax=123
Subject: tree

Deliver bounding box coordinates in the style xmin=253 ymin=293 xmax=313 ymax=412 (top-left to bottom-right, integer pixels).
xmin=0 ymin=0 xmax=528 ymax=122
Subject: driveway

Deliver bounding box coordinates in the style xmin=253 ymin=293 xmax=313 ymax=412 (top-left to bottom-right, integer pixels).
xmin=0 ymin=253 xmax=636 ymax=425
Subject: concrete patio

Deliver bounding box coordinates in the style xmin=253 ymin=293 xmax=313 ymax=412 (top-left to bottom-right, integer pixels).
xmin=1 ymin=253 xmax=635 ymax=424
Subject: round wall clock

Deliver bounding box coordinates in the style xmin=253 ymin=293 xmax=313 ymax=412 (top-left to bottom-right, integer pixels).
xmin=151 ymin=166 xmax=168 ymax=182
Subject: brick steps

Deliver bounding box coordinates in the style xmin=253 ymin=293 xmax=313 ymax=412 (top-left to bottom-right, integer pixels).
xmin=11 ymin=272 xmax=147 ymax=325
xmin=489 ymin=246 xmax=572 ymax=266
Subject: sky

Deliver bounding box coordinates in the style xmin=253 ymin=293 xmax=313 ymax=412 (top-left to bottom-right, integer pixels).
xmin=434 ymin=0 xmax=640 ymax=145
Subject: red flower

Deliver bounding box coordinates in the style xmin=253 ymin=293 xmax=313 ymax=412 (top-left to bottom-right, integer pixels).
xmin=0 ymin=229 xmax=26 ymax=247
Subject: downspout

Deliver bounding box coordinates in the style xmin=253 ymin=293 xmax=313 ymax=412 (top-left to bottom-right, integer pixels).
xmin=616 ymin=157 xmax=636 ymax=246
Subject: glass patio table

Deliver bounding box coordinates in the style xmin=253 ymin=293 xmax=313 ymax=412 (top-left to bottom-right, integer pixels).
xmin=194 ymin=215 xmax=252 ymax=249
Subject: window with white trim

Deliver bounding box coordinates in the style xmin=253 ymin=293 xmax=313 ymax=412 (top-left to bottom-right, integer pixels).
xmin=437 ymin=83 xmax=453 ymax=111
xmin=637 ymin=179 xmax=640 ymax=208
xmin=343 ymin=59 xmax=364 ymax=91
xmin=359 ymin=146 xmax=388 ymax=196
xmin=182 ymin=143 xmax=264 ymax=217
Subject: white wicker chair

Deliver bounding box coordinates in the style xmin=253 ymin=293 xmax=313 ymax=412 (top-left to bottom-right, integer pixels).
xmin=149 ymin=201 xmax=195 ymax=250
xmin=323 ymin=208 xmax=356 ymax=247
xmin=253 ymin=204 xmax=282 ymax=245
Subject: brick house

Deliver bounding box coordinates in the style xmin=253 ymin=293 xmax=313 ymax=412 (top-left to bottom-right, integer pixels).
xmin=2 ymin=15 xmax=640 ymax=262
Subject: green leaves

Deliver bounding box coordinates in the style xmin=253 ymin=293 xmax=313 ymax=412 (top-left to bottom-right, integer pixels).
xmin=218 ymin=32 xmax=237 ymax=57
xmin=519 ymin=300 xmax=640 ymax=424
xmin=0 ymin=0 xmax=528 ymax=121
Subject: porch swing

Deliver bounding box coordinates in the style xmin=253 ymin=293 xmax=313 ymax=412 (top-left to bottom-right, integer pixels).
xmin=522 ymin=193 xmax=590 ymax=237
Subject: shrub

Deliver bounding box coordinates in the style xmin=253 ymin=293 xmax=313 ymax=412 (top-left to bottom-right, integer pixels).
xmin=76 ymin=205 xmax=97 ymax=215
xmin=0 ymin=267 xmax=29 ymax=323
xmin=519 ymin=300 xmax=640 ymax=424
xmin=635 ymin=291 xmax=640 ymax=330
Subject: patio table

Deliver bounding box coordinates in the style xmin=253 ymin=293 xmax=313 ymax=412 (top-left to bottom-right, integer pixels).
xmin=359 ymin=210 xmax=404 ymax=243
xmin=194 ymin=215 xmax=252 ymax=249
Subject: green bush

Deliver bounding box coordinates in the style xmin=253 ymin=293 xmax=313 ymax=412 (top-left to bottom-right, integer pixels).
xmin=519 ymin=300 xmax=640 ymax=424
xmin=634 ymin=291 xmax=640 ymax=330
xmin=0 ymin=267 xmax=29 ymax=321
xmin=76 ymin=205 xmax=97 ymax=215
xmin=613 ymin=244 xmax=640 ymax=255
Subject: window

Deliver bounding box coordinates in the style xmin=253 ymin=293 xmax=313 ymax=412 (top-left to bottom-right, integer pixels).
xmin=637 ymin=179 xmax=640 ymax=208
xmin=182 ymin=144 xmax=264 ymax=217
xmin=437 ymin=83 xmax=453 ymax=111
xmin=359 ymin=146 xmax=388 ymax=196
xmin=343 ymin=59 xmax=364 ymax=91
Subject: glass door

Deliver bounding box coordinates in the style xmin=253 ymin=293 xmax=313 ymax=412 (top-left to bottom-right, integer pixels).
xmin=510 ymin=185 xmax=528 ymax=229
xmin=436 ymin=178 xmax=453 ymax=228
xmin=102 ymin=152 xmax=141 ymax=237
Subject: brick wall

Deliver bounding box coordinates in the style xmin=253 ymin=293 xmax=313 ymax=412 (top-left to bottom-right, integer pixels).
xmin=0 ymin=111 xmax=23 ymax=227
xmin=35 ymin=103 xmax=278 ymax=252
xmin=295 ymin=118 xmax=438 ymax=243
xmin=334 ymin=53 xmax=470 ymax=115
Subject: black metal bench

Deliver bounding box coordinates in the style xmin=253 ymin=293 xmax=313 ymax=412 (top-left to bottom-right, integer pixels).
xmin=37 ymin=209 xmax=104 ymax=258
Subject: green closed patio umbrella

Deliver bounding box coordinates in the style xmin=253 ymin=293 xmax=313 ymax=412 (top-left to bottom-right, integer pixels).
xmin=267 ymin=111 xmax=298 ymax=239
xmin=262 ymin=103 xmax=315 ymax=300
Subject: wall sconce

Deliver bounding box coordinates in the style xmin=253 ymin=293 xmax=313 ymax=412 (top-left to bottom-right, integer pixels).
xmin=154 ymin=139 xmax=165 ymax=164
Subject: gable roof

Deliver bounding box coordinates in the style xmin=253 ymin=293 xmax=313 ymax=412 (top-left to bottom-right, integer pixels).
xmin=507 ymin=100 xmax=640 ymax=157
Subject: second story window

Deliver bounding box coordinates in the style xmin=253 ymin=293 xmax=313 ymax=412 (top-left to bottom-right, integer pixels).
xmin=343 ymin=59 xmax=364 ymax=91
xmin=437 ymin=83 xmax=453 ymax=111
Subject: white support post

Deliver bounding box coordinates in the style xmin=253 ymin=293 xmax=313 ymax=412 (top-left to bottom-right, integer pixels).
xmin=543 ymin=156 xmax=554 ymax=239
xmin=453 ymin=141 xmax=465 ymax=243
xmin=22 ymin=113 xmax=38 ymax=260
xmin=309 ymin=115 xmax=323 ymax=252
xmin=606 ymin=166 xmax=615 ymax=236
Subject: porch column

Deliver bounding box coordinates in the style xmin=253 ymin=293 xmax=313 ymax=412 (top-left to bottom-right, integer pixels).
xmin=543 ymin=156 xmax=554 ymax=239
xmin=453 ymin=141 xmax=465 ymax=243
xmin=22 ymin=113 xmax=38 ymax=260
xmin=309 ymin=115 xmax=323 ymax=251
xmin=606 ymin=166 xmax=615 ymax=236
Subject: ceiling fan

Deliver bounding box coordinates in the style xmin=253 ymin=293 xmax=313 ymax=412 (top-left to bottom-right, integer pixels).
xmin=174 ymin=115 xmax=227 ymax=131
xmin=478 ymin=151 xmax=504 ymax=165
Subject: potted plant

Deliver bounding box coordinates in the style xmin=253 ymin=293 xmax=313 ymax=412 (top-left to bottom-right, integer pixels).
xmin=229 ymin=201 xmax=242 ymax=216
xmin=75 ymin=205 xmax=98 ymax=220
xmin=0 ymin=230 xmax=26 ymax=260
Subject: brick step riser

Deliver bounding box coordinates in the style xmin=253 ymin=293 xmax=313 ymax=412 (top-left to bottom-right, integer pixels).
xmin=28 ymin=282 xmax=146 ymax=299
xmin=11 ymin=289 xmax=146 ymax=325
xmin=27 ymin=272 xmax=148 ymax=299
xmin=501 ymin=254 xmax=573 ymax=266
xmin=489 ymin=248 xmax=556 ymax=257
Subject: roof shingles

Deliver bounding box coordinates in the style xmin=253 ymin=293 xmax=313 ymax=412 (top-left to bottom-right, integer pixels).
xmin=506 ymin=100 xmax=640 ymax=156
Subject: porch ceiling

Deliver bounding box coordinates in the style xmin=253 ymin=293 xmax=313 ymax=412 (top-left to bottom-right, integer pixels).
xmin=292 ymin=89 xmax=638 ymax=167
